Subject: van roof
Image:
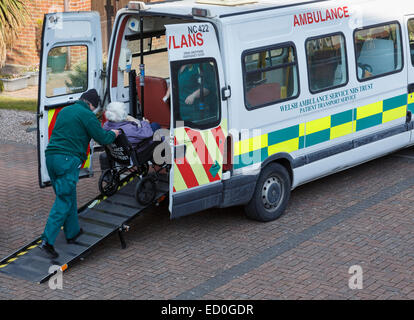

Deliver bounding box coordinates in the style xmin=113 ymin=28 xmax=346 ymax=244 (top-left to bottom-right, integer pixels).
xmin=146 ymin=0 xmax=334 ymax=18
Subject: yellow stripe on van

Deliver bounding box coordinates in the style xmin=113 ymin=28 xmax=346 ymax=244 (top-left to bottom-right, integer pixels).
xmin=48 ymin=109 xmax=55 ymax=128
xmin=268 ymin=138 xmax=299 ymax=156
xmin=408 ymin=93 xmax=414 ymax=105
xmin=306 ymin=116 xmax=330 ymax=135
xmin=299 ymin=123 xmax=305 ymax=137
xmin=330 ymin=122 xmax=353 ymax=140
xmin=382 ymin=105 xmax=407 ymax=123
xmin=356 ymin=101 xmax=383 ymax=120
xmin=234 ymin=133 xmax=268 ymax=156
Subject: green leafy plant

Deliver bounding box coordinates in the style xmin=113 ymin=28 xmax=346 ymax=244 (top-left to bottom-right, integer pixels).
xmin=0 ymin=80 xmax=4 ymax=93
xmin=0 ymin=0 xmax=29 ymax=67
xmin=65 ymin=61 xmax=88 ymax=93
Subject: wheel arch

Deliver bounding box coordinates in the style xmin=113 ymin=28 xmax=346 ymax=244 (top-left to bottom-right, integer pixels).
xmin=261 ymin=152 xmax=294 ymax=184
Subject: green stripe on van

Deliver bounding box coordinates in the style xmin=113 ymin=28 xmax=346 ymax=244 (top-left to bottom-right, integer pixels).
xmin=267 ymin=125 xmax=299 ymax=146
xmin=234 ymin=147 xmax=268 ymax=170
xmin=233 ymin=93 xmax=408 ymax=170
xmin=383 ymin=94 xmax=407 ymax=112
xmin=331 ymin=109 xmax=353 ymax=127
xmin=356 ymin=113 xmax=383 ymax=131
xmin=306 ymin=129 xmax=330 ymax=147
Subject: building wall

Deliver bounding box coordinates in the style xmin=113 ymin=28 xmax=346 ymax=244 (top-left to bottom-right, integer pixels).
xmin=5 ymin=0 xmax=91 ymax=67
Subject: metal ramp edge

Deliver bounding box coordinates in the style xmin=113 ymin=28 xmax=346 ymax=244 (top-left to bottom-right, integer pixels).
xmin=0 ymin=173 xmax=169 ymax=284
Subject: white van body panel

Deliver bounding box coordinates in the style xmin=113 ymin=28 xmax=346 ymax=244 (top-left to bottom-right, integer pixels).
xmin=293 ymin=131 xmax=411 ymax=188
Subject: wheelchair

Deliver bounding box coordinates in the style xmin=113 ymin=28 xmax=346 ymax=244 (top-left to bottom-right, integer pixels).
xmin=98 ymin=129 xmax=169 ymax=206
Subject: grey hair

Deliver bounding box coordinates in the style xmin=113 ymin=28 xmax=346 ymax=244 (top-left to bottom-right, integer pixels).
xmin=105 ymin=102 xmax=128 ymax=122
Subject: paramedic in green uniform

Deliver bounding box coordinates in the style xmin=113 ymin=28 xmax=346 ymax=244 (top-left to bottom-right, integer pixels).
xmin=176 ymin=62 xmax=218 ymax=122
xmin=39 ymin=89 xmax=119 ymax=259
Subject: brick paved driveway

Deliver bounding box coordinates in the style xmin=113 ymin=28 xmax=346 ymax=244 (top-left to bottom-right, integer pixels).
xmin=0 ymin=140 xmax=413 ymax=299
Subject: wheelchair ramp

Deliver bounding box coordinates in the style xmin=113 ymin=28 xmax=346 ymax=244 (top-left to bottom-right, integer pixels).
xmin=0 ymin=174 xmax=169 ymax=284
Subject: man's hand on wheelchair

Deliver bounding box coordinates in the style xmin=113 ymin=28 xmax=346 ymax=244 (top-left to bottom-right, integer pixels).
xmin=111 ymin=129 xmax=121 ymax=137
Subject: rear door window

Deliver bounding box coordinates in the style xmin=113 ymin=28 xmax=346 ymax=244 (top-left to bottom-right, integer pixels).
xmin=46 ymin=45 xmax=88 ymax=97
xmin=171 ymin=59 xmax=220 ymax=129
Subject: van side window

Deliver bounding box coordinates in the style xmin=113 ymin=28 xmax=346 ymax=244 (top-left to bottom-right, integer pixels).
xmin=306 ymin=33 xmax=348 ymax=93
xmin=46 ymin=45 xmax=88 ymax=97
xmin=408 ymin=19 xmax=414 ymax=66
xmin=243 ymin=44 xmax=299 ymax=109
xmin=354 ymin=22 xmax=403 ymax=81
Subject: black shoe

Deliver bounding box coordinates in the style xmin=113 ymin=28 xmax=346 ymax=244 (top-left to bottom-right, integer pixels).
xmin=66 ymin=228 xmax=83 ymax=244
xmin=39 ymin=240 xmax=59 ymax=259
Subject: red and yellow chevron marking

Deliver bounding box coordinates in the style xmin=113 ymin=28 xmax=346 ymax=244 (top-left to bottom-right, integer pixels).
xmin=173 ymin=120 xmax=227 ymax=193
xmin=47 ymin=107 xmax=63 ymax=141
xmin=47 ymin=108 xmax=92 ymax=169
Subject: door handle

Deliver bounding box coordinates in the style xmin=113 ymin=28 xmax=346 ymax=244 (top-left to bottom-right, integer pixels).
xmin=408 ymin=84 xmax=414 ymax=94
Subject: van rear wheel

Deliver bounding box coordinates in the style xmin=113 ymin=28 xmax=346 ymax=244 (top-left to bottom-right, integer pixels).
xmin=244 ymin=163 xmax=291 ymax=222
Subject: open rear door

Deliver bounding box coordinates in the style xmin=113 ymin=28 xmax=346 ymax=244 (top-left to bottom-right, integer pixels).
xmin=166 ymin=23 xmax=228 ymax=219
xmin=37 ymin=12 xmax=103 ymax=187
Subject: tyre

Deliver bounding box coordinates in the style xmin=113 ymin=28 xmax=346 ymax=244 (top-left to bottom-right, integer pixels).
xmin=99 ymin=169 xmax=120 ymax=197
xmin=244 ymin=163 xmax=291 ymax=222
xmin=135 ymin=176 xmax=156 ymax=206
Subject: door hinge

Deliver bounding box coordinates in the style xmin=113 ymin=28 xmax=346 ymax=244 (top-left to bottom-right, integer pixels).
xmin=100 ymin=69 xmax=107 ymax=80
xmin=221 ymin=85 xmax=231 ymax=101
xmin=37 ymin=112 xmax=44 ymax=119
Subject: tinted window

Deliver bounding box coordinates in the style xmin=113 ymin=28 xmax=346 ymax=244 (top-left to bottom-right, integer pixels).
xmin=306 ymin=34 xmax=348 ymax=93
xmin=172 ymin=59 xmax=220 ymax=129
xmin=243 ymin=44 xmax=299 ymax=109
xmin=46 ymin=45 xmax=88 ymax=97
xmin=354 ymin=22 xmax=403 ymax=80
xmin=408 ymin=19 xmax=414 ymax=66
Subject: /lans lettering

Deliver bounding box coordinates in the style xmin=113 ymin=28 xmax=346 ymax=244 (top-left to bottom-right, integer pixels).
xmin=168 ymin=33 xmax=204 ymax=49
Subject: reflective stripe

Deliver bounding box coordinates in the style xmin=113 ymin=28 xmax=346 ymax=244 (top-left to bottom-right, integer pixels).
xmin=306 ymin=116 xmax=331 ymax=134
xmin=234 ymin=93 xmax=408 ymax=170
xmin=330 ymin=122 xmax=353 ymax=140
xmin=356 ymin=101 xmax=383 ymax=120
xmin=383 ymin=105 xmax=407 ymax=123
xmin=173 ymin=120 xmax=227 ymax=192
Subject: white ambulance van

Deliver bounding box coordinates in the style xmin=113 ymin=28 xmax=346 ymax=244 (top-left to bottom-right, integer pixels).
xmin=37 ymin=0 xmax=414 ymax=222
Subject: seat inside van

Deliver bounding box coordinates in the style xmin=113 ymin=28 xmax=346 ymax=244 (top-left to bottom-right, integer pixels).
xmin=358 ymin=39 xmax=395 ymax=76
xmin=136 ymin=76 xmax=170 ymax=128
xmin=246 ymin=82 xmax=281 ymax=107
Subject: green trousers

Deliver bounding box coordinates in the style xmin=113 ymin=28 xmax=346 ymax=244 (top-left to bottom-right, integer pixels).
xmin=42 ymin=154 xmax=82 ymax=246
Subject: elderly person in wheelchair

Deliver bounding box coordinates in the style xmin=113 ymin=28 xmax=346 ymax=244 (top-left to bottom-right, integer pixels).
xmin=98 ymin=102 xmax=167 ymax=205
xmin=104 ymin=102 xmax=160 ymax=150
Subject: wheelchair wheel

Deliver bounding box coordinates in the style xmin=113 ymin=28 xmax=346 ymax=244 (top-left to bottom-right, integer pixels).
xmin=138 ymin=162 xmax=149 ymax=177
xmin=135 ymin=176 xmax=156 ymax=206
xmin=99 ymin=169 xmax=120 ymax=197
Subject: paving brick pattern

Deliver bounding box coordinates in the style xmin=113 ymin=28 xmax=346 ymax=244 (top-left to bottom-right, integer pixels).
xmin=0 ymin=140 xmax=413 ymax=299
